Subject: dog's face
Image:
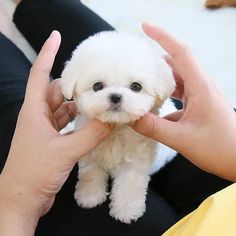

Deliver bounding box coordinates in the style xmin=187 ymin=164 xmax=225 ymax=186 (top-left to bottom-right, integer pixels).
xmin=61 ymin=31 xmax=175 ymax=124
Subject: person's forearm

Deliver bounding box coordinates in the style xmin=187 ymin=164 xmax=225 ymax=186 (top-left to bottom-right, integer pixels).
xmin=0 ymin=176 xmax=39 ymax=236
xmin=0 ymin=204 xmax=38 ymax=236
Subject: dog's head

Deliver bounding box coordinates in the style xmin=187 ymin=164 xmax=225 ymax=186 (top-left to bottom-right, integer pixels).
xmin=61 ymin=31 xmax=175 ymax=124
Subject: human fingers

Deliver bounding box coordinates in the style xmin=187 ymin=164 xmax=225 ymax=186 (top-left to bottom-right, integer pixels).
xmin=48 ymin=79 xmax=65 ymax=112
xmin=58 ymin=119 xmax=113 ymax=163
xmin=142 ymin=23 xmax=208 ymax=91
xmin=54 ymin=102 xmax=77 ymax=130
xmin=25 ymin=31 xmax=61 ymax=104
xmin=131 ymin=112 xmax=184 ymax=151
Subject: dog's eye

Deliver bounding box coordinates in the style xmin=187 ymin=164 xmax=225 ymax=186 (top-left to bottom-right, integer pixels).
xmin=130 ymin=82 xmax=142 ymax=92
xmin=93 ymin=82 xmax=104 ymax=92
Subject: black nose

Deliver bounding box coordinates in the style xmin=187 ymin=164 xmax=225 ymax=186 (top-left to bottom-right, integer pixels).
xmin=110 ymin=93 xmax=122 ymax=104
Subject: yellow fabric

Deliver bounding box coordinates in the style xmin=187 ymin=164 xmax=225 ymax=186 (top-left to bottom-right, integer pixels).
xmin=163 ymin=183 xmax=236 ymax=236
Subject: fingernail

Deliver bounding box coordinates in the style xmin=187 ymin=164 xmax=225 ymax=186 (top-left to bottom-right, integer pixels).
xmin=142 ymin=22 xmax=154 ymax=28
xmin=48 ymin=30 xmax=61 ymax=53
xmin=50 ymin=30 xmax=60 ymax=39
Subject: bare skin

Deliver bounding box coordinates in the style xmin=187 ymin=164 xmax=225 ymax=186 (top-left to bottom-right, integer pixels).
xmin=131 ymin=23 xmax=236 ymax=181
xmin=0 ymin=21 xmax=235 ymax=235
xmin=0 ymin=31 xmax=113 ymax=236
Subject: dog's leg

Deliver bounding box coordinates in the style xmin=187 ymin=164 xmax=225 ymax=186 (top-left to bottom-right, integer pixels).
xmin=74 ymin=161 xmax=108 ymax=208
xmin=109 ymin=163 xmax=150 ymax=224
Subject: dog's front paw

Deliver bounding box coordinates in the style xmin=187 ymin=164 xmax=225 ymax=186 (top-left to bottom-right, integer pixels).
xmin=74 ymin=181 xmax=108 ymax=208
xmin=109 ymin=199 xmax=146 ymax=224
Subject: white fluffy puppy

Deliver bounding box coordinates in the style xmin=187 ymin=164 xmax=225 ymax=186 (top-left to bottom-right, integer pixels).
xmin=60 ymin=31 xmax=177 ymax=224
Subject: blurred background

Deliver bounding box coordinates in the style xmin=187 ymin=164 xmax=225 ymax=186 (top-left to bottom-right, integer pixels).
xmin=2 ymin=0 xmax=236 ymax=106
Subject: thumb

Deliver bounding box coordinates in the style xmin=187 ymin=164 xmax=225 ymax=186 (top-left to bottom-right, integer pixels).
xmin=131 ymin=113 xmax=183 ymax=150
xmin=59 ymin=119 xmax=113 ymax=163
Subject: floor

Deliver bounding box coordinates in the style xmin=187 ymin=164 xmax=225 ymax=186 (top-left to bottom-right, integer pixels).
xmin=2 ymin=0 xmax=236 ymax=106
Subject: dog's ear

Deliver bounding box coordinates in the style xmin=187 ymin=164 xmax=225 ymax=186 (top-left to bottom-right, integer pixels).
xmin=60 ymin=75 xmax=76 ymax=100
xmin=155 ymin=75 xmax=175 ymax=101
xmin=154 ymin=58 xmax=176 ymax=101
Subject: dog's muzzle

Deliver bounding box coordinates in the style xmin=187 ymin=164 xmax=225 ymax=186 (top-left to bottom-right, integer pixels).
xmin=109 ymin=93 xmax=122 ymax=112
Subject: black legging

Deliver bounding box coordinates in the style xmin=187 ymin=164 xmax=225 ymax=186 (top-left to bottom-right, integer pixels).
xmin=0 ymin=0 xmax=232 ymax=235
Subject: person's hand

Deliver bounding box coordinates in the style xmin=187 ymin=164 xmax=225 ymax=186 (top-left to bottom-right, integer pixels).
xmin=132 ymin=23 xmax=236 ymax=181
xmin=0 ymin=31 xmax=112 ymax=235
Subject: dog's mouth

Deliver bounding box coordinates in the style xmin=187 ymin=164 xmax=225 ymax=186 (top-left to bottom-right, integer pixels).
xmin=108 ymin=104 xmax=121 ymax=112
xmin=96 ymin=104 xmax=141 ymax=124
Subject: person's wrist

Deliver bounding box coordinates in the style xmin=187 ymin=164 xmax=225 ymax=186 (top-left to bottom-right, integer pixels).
xmin=0 ymin=174 xmax=41 ymax=235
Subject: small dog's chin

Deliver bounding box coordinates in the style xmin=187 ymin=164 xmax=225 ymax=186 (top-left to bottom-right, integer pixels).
xmin=95 ymin=111 xmax=142 ymax=125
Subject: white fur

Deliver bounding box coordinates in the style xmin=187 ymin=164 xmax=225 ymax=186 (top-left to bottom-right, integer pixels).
xmin=60 ymin=31 xmax=177 ymax=223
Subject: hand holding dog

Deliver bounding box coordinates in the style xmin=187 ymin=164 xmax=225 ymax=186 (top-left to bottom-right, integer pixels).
xmin=132 ymin=23 xmax=236 ymax=181
xmin=0 ymin=31 xmax=112 ymax=236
